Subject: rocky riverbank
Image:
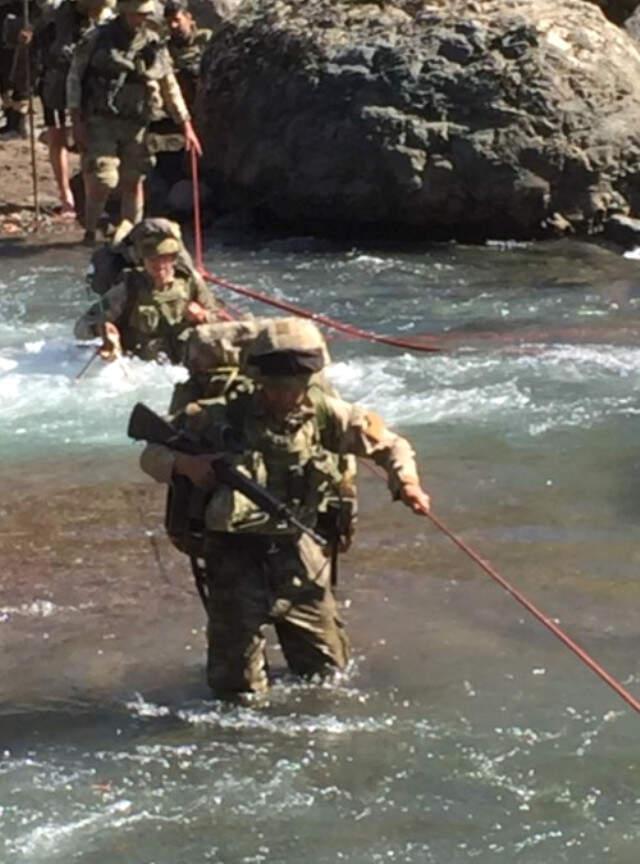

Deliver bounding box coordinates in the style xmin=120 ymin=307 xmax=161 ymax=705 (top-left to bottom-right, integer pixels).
xmin=0 ymin=121 xmax=83 ymax=245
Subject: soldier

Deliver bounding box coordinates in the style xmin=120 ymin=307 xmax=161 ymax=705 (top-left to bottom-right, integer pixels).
xmin=139 ymin=318 xmax=431 ymax=699
xmin=0 ymin=0 xmax=35 ymax=138
xmin=86 ymin=214 xmax=201 ymax=296
xmin=39 ymin=0 xmax=115 ymax=217
xmin=74 ymin=218 xmax=225 ymax=363
xmin=163 ymin=0 xmax=211 ymax=114
xmin=66 ymin=0 xmax=202 ymax=244
xmin=145 ymin=0 xmax=211 ymax=192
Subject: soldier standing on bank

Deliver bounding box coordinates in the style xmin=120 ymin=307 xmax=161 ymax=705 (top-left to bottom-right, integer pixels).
xmin=164 ymin=0 xmax=211 ymax=113
xmin=138 ymin=318 xmax=432 ymax=699
xmin=75 ymin=218 xmax=224 ymax=363
xmin=39 ymin=0 xmax=115 ymax=218
xmin=145 ymin=0 xmax=211 ymax=190
xmin=0 ymin=0 xmax=36 ymax=138
xmin=66 ymin=0 xmax=202 ymax=245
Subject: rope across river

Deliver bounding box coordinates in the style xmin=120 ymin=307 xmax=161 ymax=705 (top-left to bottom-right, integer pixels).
xmin=187 ymin=150 xmax=640 ymax=715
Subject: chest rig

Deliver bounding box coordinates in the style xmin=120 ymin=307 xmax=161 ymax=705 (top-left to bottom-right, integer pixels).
xmin=83 ymin=18 xmax=166 ymax=122
xmin=203 ymin=390 xmax=344 ymax=536
xmin=122 ymin=270 xmax=193 ymax=363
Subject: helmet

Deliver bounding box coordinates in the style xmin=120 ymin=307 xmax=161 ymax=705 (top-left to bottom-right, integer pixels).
xmin=129 ymin=218 xmax=182 ymax=259
xmin=247 ymin=317 xmax=329 ymax=376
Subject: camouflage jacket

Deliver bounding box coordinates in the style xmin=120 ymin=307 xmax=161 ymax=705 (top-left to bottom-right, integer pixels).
xmin=74 ymin=266 xmax=224 ymax=363
xmin=67 ymin=14 xmax=189 ymax=123
xmin=168 ymin=26 xmax=211 ymax=110
xmin=39 ymin=0 xmax=113 ymax=111
xmin=140 ymin=387 xmax=421 ymax=534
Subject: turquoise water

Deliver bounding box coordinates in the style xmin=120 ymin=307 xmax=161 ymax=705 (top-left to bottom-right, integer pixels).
xmin=0 ymin=235 xmax=639 ymax=863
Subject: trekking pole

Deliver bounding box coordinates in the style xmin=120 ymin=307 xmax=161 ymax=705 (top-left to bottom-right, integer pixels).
xmin=22 ymin=0 xmax=40 ymax=228
xmin=74 ymin=346 xmax=101 ymax=381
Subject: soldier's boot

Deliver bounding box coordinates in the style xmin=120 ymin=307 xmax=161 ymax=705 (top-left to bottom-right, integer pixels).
xmin=1 ymin=109 xmax=28 ymax=139
xmin=0 ymin=109 xmax=17 ymax=136
xmin=15 ymin=111 xmax=28 ymax=139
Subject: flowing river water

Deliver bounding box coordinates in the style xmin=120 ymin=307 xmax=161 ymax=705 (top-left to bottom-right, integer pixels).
xmin=0 ymin=234 xmax=639 ymax=863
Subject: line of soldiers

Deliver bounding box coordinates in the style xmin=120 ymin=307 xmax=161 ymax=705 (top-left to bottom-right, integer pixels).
xmin=62 ymin=0 xmax=432 ymax=702
xmin=73 ymin=212 xmax=432 ymax=701
xmin=2 ymin=0 xmax=211 ymax=234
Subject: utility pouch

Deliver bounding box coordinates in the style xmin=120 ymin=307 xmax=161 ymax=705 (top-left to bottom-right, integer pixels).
xmin=165 ymin=475 xmax=207 ymax=557
xmin=316 ymin=496 xmax=357 ymax=552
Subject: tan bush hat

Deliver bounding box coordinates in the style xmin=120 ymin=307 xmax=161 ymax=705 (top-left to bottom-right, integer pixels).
xmin=248 ymin=317 xmax=330 ymax=376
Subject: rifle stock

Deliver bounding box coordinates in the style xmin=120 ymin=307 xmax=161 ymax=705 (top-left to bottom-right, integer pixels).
xmin=128 ymin=403 xmax=328 ymax=547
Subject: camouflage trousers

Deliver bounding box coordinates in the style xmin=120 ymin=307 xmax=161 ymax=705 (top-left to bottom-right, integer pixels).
xmin=83 ymin=116 xmax=155 ymax=189
xmin=203 ymin=532 xmax=350 ymax=695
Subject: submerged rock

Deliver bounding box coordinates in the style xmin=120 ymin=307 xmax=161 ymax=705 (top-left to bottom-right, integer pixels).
xmin=197 ymin=0 xmax=640 ymax=240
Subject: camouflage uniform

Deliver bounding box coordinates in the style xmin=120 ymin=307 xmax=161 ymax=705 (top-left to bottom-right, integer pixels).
xmin=39 ymin=0 xmax=114 ymax=128
xmin=140 ymin=319 xmax=423 ymax=696
xmin=66 ymin=2 xmax=189 ymax=228
xmin=86 ymin=216 xmax=202 ymax=296
xmin=146 ymin=2 xmax=210 ymax=172
xmin=167 ymin=25 xmax=210 ymax=114
xmin=75 ymin=265 xmax=223 ymax=362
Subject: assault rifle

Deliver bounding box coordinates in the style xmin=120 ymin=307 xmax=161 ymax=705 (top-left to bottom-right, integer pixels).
xmin=127 ymin=402 xmax=328 ymax=548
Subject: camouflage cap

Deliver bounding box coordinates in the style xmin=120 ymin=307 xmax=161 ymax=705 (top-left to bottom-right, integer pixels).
xmin=138 ymin=235 xmax=181 ymax=257
xmin=130 ymin=218 xmax=183 ymax=259
xmin=248 ymin=317 xmax=330 ymax=376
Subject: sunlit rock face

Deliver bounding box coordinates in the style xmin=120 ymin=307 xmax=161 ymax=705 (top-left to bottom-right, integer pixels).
xmin=197 ymin=0 xmax=640 ymax=239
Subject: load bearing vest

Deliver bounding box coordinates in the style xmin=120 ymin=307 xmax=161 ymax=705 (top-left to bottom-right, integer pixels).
xmin=200 ymin=389 xmax=349 ymax=536
xmin=83 ymin=21 xmax=167 ymax=121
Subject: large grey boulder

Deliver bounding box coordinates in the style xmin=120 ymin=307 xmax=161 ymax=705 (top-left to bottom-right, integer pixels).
xmin=197 ymin=0 xmax=640 ymax=239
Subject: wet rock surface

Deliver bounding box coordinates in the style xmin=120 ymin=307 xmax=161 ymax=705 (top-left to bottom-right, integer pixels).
xmin=198 ymin=0 xmax=640 ymax=240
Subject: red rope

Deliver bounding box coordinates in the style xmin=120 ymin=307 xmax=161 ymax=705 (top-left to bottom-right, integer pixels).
xmin=201 ymin=269 xmax=441 ymax=353
xmin=190 ymin=149 xmax=439 ymax=352
xmin=363 ymin=462 xmax=639 ymax=713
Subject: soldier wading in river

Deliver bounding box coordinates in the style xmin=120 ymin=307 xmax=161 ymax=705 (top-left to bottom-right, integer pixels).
xmin=74 ymin=218 xmax=224 ymax=363
xmin=139 ymin=318 xmax=431 ymax=699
